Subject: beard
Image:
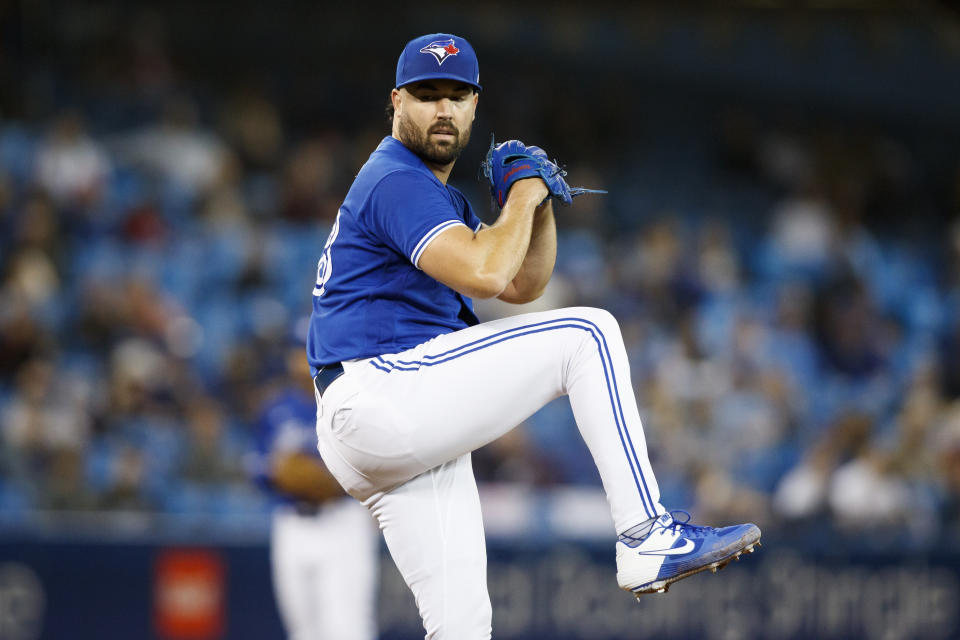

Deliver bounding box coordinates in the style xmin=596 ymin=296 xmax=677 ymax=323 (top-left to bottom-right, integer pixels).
xmin=397 ymin=114 xmax=471 ymax=165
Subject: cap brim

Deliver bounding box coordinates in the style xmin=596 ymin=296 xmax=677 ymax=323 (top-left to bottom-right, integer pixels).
xmin=397 ymin=72 xmax=482 ymax=92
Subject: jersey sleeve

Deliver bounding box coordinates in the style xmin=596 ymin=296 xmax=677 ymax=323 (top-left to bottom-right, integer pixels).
xmin=446 ymin=183 xmax=484 ymax=232
xmin=248 ymin=409 xmax=276 ymax=490
xmin=463 ymin=199 xmax=484 ymax=233
xmin=365 ymin=170 xmax=468 ymax=268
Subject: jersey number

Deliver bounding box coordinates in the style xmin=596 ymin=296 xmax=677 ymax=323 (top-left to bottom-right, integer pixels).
xmin=313 ymin=210 xmax=341 ymax=298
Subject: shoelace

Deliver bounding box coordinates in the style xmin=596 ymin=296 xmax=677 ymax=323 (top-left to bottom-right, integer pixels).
xmin=619 ymin=510 xmax=718 ymax=548
xmin=658 ymin=510 xmax=715 ymax=538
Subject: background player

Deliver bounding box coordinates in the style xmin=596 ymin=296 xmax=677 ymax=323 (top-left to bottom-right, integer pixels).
xmin=308 ymin=33 xmax=760 ymax=638
xmin=251 ymin=343 xmax=379 ymax=640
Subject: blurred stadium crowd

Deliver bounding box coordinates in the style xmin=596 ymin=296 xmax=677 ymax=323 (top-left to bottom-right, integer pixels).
xmin=2 ymin=5 xmax=960 ymax=552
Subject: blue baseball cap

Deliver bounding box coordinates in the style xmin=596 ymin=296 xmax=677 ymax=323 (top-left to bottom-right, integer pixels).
xmin=396 ymin=33 xmax=482 ymax=92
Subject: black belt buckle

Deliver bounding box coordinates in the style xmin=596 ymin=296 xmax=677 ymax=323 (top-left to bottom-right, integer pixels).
xmin=294 ymin=502 xmax=321 ymax=517
xmin=314 ymin=363 xmax=345 ymax=396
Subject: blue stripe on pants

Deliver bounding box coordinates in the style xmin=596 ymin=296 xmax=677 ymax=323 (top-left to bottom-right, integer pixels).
xmin=370 ymin=316 xmax=657 ymax=518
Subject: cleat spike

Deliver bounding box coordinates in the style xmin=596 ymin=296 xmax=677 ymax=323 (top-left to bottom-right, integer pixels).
xmin=711 ymin=566 xmax=718 ymax=573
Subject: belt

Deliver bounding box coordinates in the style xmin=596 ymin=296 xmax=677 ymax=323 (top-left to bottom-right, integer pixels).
xmin=293 ymin=502 xmax=321 ymax=517
xmin=314 ymin=362 xmax=345 ymax=396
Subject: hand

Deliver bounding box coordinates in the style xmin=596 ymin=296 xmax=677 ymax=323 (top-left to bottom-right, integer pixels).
xmin=534 ymin=195 xmax=554 ymax=217
xmin=271 ymin=452 xmax=344 ymax=502
xmin=508 ymin=176 xmax=550 ymax=205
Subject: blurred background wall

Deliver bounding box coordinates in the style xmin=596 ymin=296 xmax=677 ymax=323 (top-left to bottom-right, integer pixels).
xmin=1 ymin=1 xmax=960 ymax=638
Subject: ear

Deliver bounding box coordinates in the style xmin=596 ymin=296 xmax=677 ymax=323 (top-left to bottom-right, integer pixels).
xmin=391 ymin=88 xmax=402 ymax=116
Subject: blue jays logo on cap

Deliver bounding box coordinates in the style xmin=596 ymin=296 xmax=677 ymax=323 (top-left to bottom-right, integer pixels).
xmin=419 ymin=39 xmax=460 ymax=66
xmin=396 ymin=33 xmax=482 ymax=92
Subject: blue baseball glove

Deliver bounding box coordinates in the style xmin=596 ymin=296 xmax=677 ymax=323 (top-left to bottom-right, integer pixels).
xmin=480 ymin=135 xmax=606 ymax=208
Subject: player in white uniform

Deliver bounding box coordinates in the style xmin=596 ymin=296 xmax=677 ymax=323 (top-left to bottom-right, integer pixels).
xmin=252 ymin=347 xmax=378 ymax=640
xmin=307 ymin=33 xmax=761 ymax=639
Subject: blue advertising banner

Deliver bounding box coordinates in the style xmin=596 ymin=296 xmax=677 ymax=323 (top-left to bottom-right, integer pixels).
xmin=0 ymin=536 xmax=956 ymax=640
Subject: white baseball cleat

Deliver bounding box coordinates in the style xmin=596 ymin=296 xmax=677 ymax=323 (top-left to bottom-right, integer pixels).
xmin=616 ymin=510 xmax=761 ymax=598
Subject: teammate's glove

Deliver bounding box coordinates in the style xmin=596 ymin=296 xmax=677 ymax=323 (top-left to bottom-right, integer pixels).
xmin=480 ymin=135 xmax=606 ymax=208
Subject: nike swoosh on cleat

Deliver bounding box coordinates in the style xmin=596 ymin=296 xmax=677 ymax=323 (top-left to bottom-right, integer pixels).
xmin=636 ymin=539 xmax=696 ymax=556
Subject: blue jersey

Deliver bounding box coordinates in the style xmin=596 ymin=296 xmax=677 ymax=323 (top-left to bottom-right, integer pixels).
xmin=250 ymin=388 xmax=321 ymax=504
xmin=307 ymin=136 xmax=482 ymax=374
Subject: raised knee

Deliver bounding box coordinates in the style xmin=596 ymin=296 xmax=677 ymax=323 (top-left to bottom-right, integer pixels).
xmin=570 ymin=306 xmax=621 ymax=338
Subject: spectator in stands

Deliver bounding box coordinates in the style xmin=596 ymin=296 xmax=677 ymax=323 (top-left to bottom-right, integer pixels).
xmin=112 ymin=95 xmax=227 ymax=197
xmin=34 ymin=110 xmax=111 ymax=209
xmin=1 ymin=357 xmax=92 ymax=507
xmin=936 ymin=402 xmax=960 ymax=542
xmin=180 ymin=397 xmax=245 ymax=486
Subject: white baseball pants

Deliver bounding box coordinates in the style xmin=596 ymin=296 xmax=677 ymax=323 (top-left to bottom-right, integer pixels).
xmin=314 ymin=307 xmax=665 ymax=639
xmin=270 ymin=499 xmax=379 ymax=640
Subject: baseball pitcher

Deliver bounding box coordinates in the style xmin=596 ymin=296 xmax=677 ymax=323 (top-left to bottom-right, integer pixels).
xmin=307 ymin=33 xmax=761 ymax=639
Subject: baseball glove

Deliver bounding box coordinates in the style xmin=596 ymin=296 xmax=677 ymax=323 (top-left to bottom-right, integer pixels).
xmin=480 ymin=135 xmax=606 ymax=207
